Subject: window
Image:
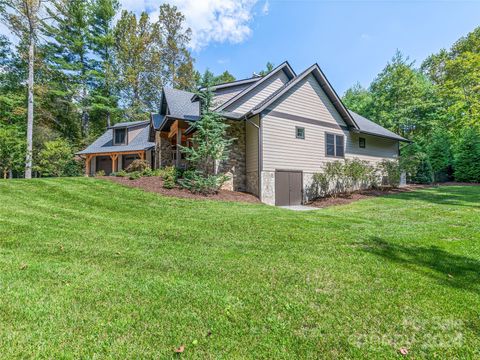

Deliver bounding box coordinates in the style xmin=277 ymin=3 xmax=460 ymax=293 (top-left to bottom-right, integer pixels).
xmin=296 ymin=126 xmax=305 ymax=139
xmin=326 ymin=133 xmax=344 ymax=157
xmin=114 ymin=128 xmax=127 ymax=145
xmin=359 ymin=137 xmax=366 ymax=148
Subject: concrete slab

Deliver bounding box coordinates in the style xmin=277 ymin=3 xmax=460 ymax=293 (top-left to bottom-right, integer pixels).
xmin=279 ymin=205 xmax=318 ymax=211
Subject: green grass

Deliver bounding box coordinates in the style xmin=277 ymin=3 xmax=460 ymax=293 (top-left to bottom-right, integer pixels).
xmin=0 ymin=178 xmax=479 ymax=359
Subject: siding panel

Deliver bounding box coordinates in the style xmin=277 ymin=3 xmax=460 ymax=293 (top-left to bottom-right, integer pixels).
xmin=226 ymin=71 xmax=289 ymax=114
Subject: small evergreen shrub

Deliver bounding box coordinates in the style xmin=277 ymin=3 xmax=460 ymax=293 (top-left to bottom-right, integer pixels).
xmin=162 ymin=166 xmax=177 ymax=189
xmin=128 ymin=171 xmax=141 ymax=180
xmin=95 ymin=170 xmax=106 ymax=177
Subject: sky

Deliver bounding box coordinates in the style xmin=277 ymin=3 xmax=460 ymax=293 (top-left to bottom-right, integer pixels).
xmin=2 ymin=0 xmax=479 ymax=94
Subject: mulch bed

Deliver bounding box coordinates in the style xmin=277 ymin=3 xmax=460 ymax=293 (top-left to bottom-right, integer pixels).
xmin=308 ymin=182 xmax=479 ymax=208
xmin=103 ymin=176 xmax=261 ymax=204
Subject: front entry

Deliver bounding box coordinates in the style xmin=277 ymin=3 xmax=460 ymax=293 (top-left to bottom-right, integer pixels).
xmin=275 ymin=170 xmax=303 ymax=206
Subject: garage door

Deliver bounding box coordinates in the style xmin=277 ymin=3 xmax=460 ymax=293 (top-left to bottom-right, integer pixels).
xmin=123 ymin=154 xmax=139 ymax=170
xmin=275 ymin=171 xmax=302 ymax=206
xmin=96 ymin=156 xmax=112 ymax=175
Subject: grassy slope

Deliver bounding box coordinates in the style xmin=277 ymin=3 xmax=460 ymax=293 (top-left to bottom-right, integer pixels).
xmin=0 ymin=178 xmax=479 ymax=359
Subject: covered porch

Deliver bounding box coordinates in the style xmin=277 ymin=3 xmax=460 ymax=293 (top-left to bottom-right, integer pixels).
xmin=83 ymin=150 xmax=152 ymax=176
xmin=156 ymin=118 xmax=195 ymax=168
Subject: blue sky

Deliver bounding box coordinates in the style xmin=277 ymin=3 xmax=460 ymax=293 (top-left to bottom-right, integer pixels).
xmin=190 ymin=0 xmax=480 ymax=94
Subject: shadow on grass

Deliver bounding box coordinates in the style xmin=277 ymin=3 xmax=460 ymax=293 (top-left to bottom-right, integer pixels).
xmin=385 ymin=185 xmax=480 ymax=209
xmin=362 ymin=236 xmax=480 ymax=294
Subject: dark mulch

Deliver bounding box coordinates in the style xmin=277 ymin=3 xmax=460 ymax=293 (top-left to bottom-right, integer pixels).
xmin=103 ymin=176 xmax=261 ymax=204
xmin=308 ymin=182 xmax=480 ymax=208
xmin=308 ymin=185 xmax=432 ymax=208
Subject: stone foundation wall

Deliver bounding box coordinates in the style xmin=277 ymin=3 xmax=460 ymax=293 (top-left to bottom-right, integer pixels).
xmin=246 ymin=170 xmax=259 ymax=196
xmin=219 ymin=121 xmax=246 ymax=192
xmin=260 ymin=171 xmax=275 ymax=205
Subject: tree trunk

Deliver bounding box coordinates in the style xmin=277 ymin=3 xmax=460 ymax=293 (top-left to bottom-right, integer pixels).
xmin=9 ymin=169 xmax=13 ymax=179
xmin=25 ymin=35 xmax=35 ymax=179
xmin=3 ymin=169 xmax=7 ymax=180
xmin=106 ymin=111 xmax=111 ymax=128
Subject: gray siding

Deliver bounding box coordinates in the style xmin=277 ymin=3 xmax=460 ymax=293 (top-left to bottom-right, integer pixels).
xmin=262 ymin=73 xmax=398 ymax=173
xmin=213 ymin=83 xmax=251 ymax=108
xmin=226 ymin=70 xmax=290 ymax=114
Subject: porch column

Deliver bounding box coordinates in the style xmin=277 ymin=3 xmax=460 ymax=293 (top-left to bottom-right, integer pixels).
xmin=110 ymin=154 xmax=118 ymax=174
xmin=85 ymin=155 xmax=92 ymax=176
xmin=176 ymin=127 xmax=182 ymax=167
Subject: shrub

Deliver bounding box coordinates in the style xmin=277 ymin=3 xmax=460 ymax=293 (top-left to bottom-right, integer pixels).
xmin=454 ymin=128 xmax=480 ymax=182
xmin=162 ymin=166 xmax=177 ymax=189
xmin=126 ymin=159 xmax=150 ymax=173
xmin=128 ymin=171 xmax=141 ymax=180
xmin=95 ymin=170 xmax=106 ymax=177
xmin=115 ymin=170 xmax=128 ymax=177
xmin=427 ymin=128 xmax=453 ymax=182
xmin=377 ymin=160 xmax=401 ymax=187
xmin=311 ymin=158 xmax=377 ymax=198
xmin=411 ymin=153 xmax=434 ymax=184
xmin=36 ymin=139 xmax=77 ymax=177
xmin=178 ymin=170 xmax=229 ymax=195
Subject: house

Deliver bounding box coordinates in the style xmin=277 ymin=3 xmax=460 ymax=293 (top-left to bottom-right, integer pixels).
xmin=79 ymin=61 xmax=408 ymax=206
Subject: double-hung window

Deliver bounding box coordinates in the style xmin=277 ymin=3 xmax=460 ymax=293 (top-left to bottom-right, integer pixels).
xmin=326 ymin=133 xmax=344 ymax=157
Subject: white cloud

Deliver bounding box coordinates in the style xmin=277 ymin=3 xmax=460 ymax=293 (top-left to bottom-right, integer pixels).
xmin=262 ymin=0 xmax=269 ymax=15
xmin=121 ymin=0 xmax=262 ymax=51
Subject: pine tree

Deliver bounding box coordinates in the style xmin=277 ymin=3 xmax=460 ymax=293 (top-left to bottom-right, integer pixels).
xmin=179 ymin=85 xmax=234 ymax=194
xmin=89 ymin=0 xmax=120 ymax=130
xmin=427 ymin=128 xmax=453 ymax=182
xmin=44 ymin=0 xmax=92 ymax=137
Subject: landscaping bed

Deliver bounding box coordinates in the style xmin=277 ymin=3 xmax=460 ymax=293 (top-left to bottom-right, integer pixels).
xmin=104 ymin=176 xmax=260 ymax=203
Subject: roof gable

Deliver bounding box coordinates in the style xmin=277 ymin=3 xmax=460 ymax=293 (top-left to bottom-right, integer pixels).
xmin=215 ymin=61 xmax=296 ymax=112
xmin=251 ymin=63 xmax=358 ymax=129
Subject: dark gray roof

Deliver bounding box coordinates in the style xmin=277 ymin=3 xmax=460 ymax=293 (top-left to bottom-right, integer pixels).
xmin=348 ymin=111 xmax=409 ymax=142
xmin=111 ymin=120 xmax=149 ymax=128
xmin=151 ymin=114 xmax=165 ymax=130
xmin=77 ymin=123 xmax=154 ymax=155
xmin=163 ymin=87 xmax=200 ymax=120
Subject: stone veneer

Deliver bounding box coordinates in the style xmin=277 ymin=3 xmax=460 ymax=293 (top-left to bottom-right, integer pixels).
xmin=154 ymin=132 xmax=173 ymax=168
xmin=260 ymin=171 xmax=276 ymax=205
xmin=246 ymin=170 xmax=259 ymax=196
xmin=219 ymin=120 xmax=246 ymax=192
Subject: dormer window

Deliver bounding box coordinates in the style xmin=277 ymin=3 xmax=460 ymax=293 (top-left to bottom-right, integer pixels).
xmin=114 ymin=128 xmax=127 ymax=145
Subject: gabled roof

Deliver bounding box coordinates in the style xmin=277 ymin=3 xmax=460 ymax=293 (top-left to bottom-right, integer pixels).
xmin=199 ymin=76 xmax=260 ymax=91
xmin=77 ymin=122 xmax=154 ymax=155
xmin=348 ymin=111 xmax=409 ymax=142
xmin=110 ymin=120 xmax=149 ymax=129
xmin=162 ymin=87 xmax=200 ymax=121
xmin=250 ymin=63 xmax=359 ymax=129
xmin=215 ymin=61 xmax=296 ymax=112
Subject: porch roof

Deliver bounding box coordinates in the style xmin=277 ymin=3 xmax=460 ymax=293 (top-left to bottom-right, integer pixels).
xmin=77 ymin=125 xmax=154 ymax=155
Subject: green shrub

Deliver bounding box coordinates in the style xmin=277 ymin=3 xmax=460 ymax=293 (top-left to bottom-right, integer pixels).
xmin=454 ymin=128 xmax=480 ymax=182
xmin=162 ymin=166 xmax=177 ymax=189
xmin=126 ymin=159 xmax=150 ymax=173
xmin=178 ymin=170 xmax=229 ymax=195
xmin=36 ymin=139 xmax=77 ymax=177
xmin=95 ymin=170 xmax=106 ymax=177
xmin=128 ymin=171 xmax=141 ymax=180
xmin=412 ymin=153 xmax=434 ymax=184
xmin=377 ymin=160 xmax=401 ymax=187
xmin=115 ymin=170 xmax=128 ymax=177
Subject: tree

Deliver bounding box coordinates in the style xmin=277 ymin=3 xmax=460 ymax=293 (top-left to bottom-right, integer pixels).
xmin=0 ymin=125 xmax=26 ymax=178
xmin=427 ymin=128 xmax=453 ymax=182
xmin=35 ymin=138 xmax=77 ymax=177
xmin=114 ymin=10 xmax=161 ymax=118
xmin=454 ymin=128 xmax=480 ymax=182
xmin=258 ymin=61 xmax=274 ymax=76
xmin=215 ymin=70 xmax=235 ymax=84
xmin=89 ymin=0 xmax=120 ymax=130
xmin=158 ymin=4 xmax=195 ymax=91
xmin=1 ymin=0 xmax=46 ymax=178
xmin=369 ymin=50 xmax=439 ymax=140
xmin=44 ymin=0 xmax=92 ymax=137
xmin=179 ymin=85 xmax=234 ymax=194
xmin=197 ymin=69 xmax=236 ymax=88
xmin=342 ymin=82 xmax=374 ymax=118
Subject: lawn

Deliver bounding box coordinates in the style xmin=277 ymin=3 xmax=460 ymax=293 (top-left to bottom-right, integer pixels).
xmin=0 ymin=178 xmax=479 ymax=359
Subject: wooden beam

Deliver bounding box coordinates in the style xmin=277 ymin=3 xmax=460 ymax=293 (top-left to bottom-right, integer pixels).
xmin=85 ymin=155 xmax=91 ymax=176
xmin=110 ymin=154 xmax=118 ymax=174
